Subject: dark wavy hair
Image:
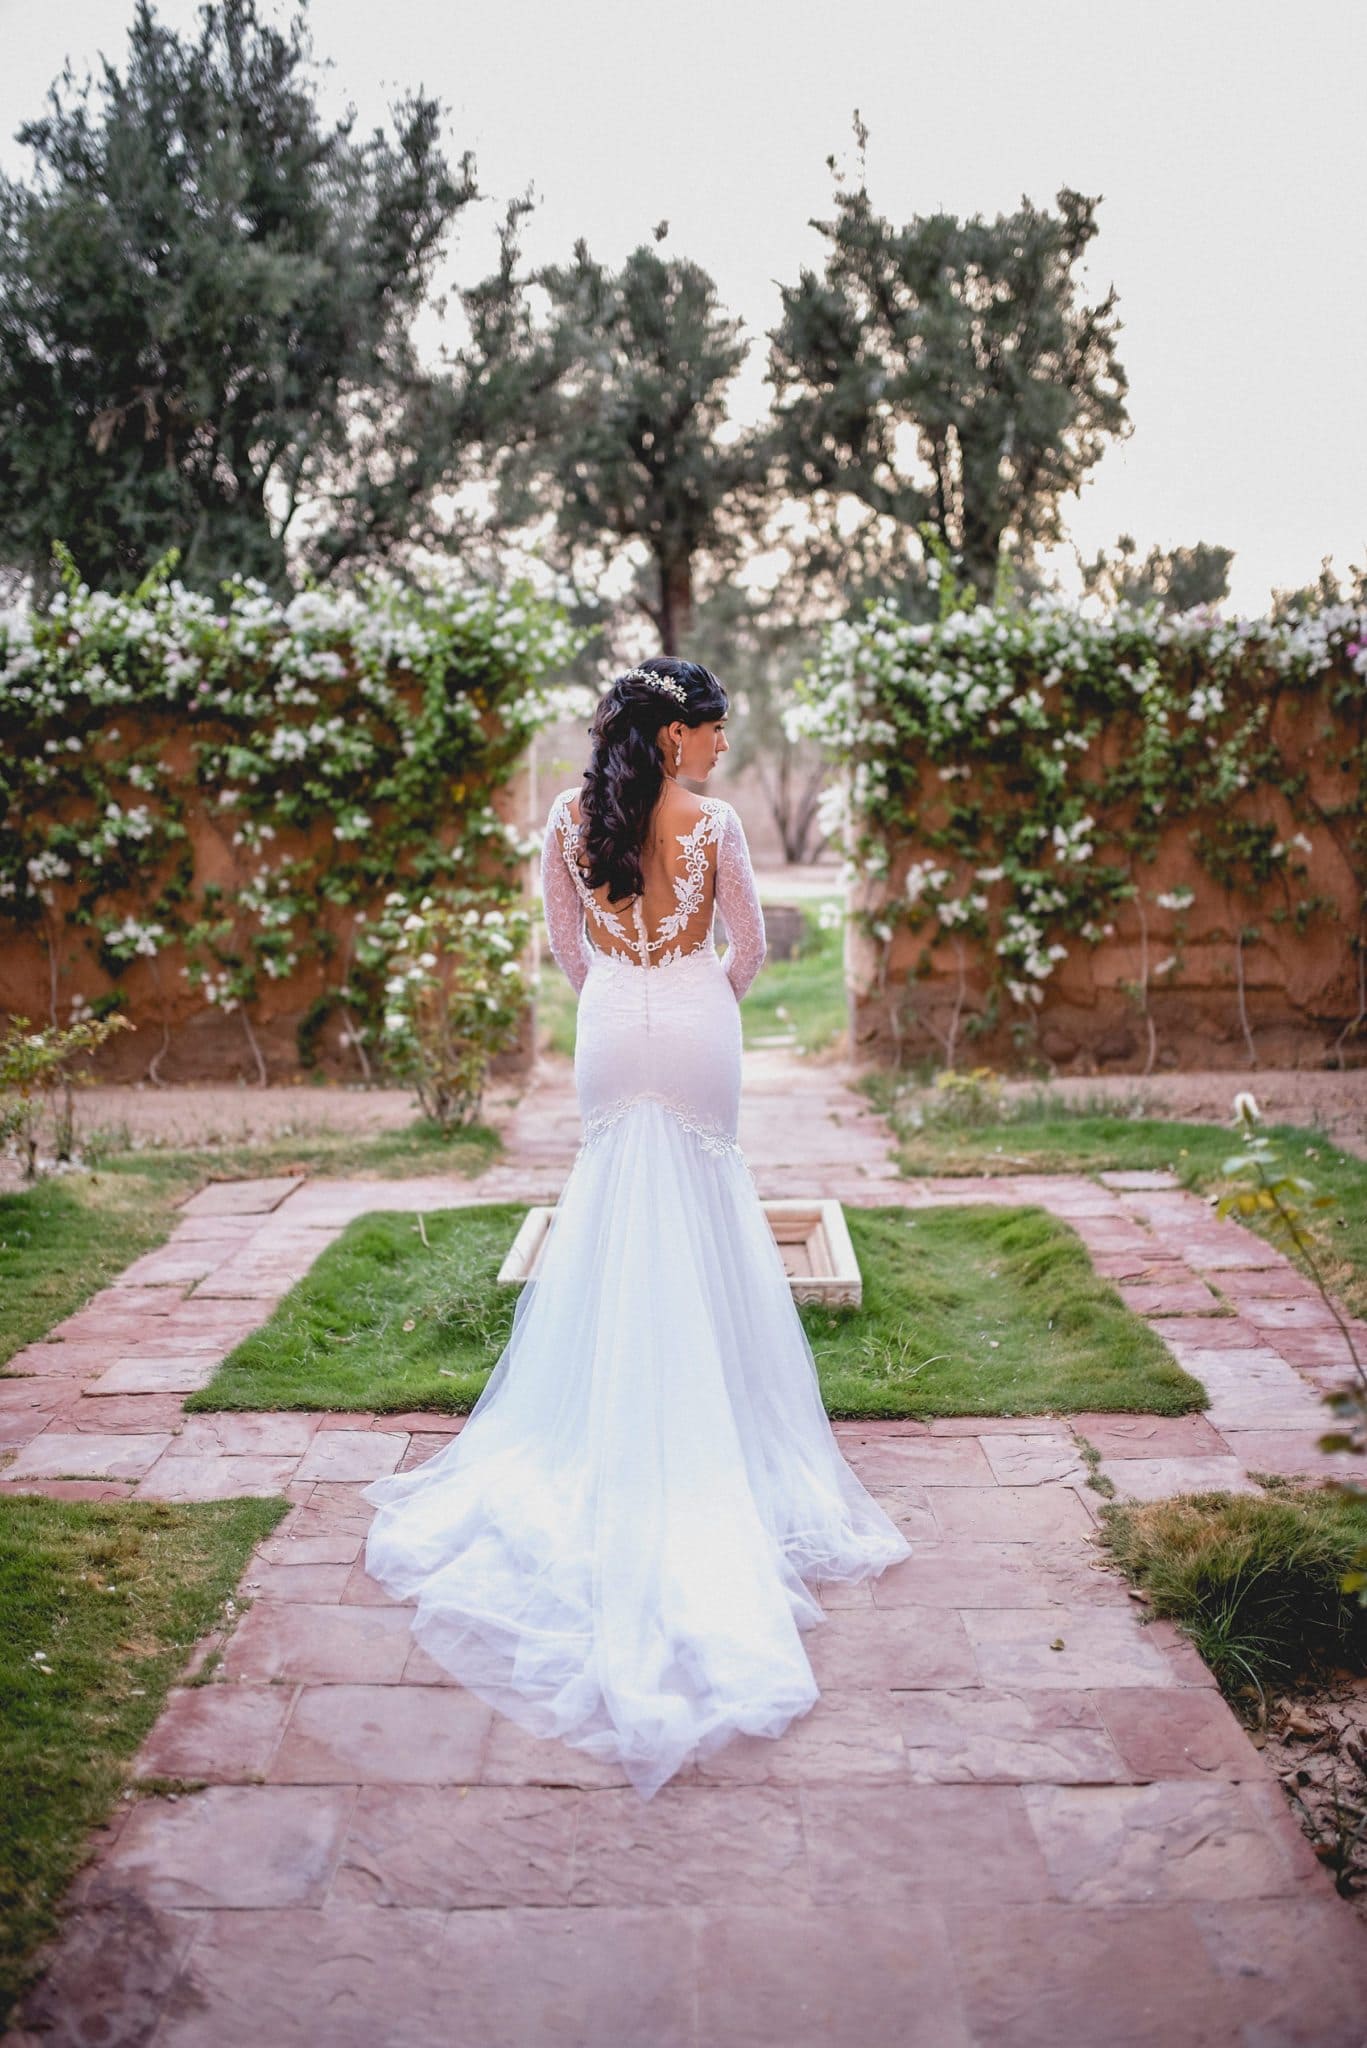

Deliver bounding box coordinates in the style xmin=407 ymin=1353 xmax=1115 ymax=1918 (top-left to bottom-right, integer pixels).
xmin=578 ymin=657 xmax=728 ymax=904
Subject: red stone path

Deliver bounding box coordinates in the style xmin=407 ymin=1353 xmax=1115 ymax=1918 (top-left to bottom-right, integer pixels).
xmin=4 ymin=1053 xmax=1367 ymax=2044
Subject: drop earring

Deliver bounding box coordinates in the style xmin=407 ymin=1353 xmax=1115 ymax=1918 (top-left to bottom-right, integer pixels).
xmin=674 ymin=740 xmax=683 ymax=768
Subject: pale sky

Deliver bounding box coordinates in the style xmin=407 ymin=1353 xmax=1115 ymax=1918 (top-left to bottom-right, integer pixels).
xmin=1 ymin=0 xmax=1363 ymax=615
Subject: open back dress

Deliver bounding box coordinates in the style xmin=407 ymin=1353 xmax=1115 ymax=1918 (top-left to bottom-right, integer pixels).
xmin=361 ymin=786 xmax=910 ymax=1798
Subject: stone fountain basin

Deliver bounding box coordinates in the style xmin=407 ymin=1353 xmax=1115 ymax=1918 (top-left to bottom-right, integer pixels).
xmin=497 ymin=1196 xmax=862 ymax=1308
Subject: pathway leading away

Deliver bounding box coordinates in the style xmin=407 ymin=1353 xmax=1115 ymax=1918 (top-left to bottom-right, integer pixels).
xmin=3 ymin=1053 xmax=1366 ymax=2045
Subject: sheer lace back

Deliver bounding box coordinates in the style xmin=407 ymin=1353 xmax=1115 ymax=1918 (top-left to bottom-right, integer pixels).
xmin=541 ymin=784 xmax=769 ymax=1000
xmin=555 ymin=790 xmax=722 ymax=968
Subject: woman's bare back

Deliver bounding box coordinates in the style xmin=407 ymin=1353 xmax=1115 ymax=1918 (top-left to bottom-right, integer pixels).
xmin=560 ymin=786 xmax=724 ymax=966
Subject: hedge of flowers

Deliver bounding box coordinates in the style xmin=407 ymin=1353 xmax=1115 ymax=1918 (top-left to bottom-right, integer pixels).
xmin=787 ymin=573 xmax=1367 ymax=1063
xmin=0 ymin=546 xmax=592 ymax=1089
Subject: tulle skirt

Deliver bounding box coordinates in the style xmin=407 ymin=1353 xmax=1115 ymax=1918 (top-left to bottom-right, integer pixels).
xmin=361 ymin=939 xmax=911 ymax=1799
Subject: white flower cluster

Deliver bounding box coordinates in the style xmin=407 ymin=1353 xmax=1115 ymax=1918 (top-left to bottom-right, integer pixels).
xmin=0 ymin=565 xmax=585 ymax=723
xmin=783 ymin=587 xmax=1365 ymax=1015
xmin=183 ymin=966 xmax=239 ymax=1011
xmin=795 ymin=593 xmax=1367 ymax=765
xmin=904 ymin=859 xmax=950 ymax=904
xmin=1050 ymin=815 xmax=1096 ymax=865
xmin=102 ymin=802 xmax=155 ymax=842
xmin=996 ymin=905 xmax=1069 ymax=1001
xmin=104 ymin=915 xmax=167 ymax=960
xmin=27 ymin=850 xmax=72 ymax=886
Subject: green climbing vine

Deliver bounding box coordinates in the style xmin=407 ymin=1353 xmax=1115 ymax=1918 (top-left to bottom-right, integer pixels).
xmin=0 ymin=546 xmax=591 ymax=1081
xmin=787 ymin=546 xmax=1366 ymax=1067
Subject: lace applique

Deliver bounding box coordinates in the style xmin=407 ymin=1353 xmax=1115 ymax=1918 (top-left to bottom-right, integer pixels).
xmin=555 ymin=794 xmax=724 ymax=965
xmin=713 ymin=805 xmax=768 ymax=1000
xmin=540 ymin=788 xmax=768 ymax=998
xmin=540 ymin=800 xmax=592 ymax=994
xmin=583 ymin=935 xmax=714 ymax=975
xmin=580 ymin=1092 xmax=743 ymax=1159
xmin=653 ymin=810 xmax=715 ymax=943
xmin=554 ymin=796 xmax=632 ymax=944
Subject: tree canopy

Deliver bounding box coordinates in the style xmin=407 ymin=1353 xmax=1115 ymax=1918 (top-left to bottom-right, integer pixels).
xmin=0 ymin=0 xmax=482 ymax=599
xmin=766 ymin=127 xmax=1131 ymax=602
xmin=1080 ymin=535 xmax=1235 ymax=613
xmin=486 ymin=224 xmax=773 ymax=652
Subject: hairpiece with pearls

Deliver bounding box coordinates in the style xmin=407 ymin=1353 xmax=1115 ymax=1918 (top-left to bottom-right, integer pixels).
xmin=619 ymin=666 xmax=687 ymax=707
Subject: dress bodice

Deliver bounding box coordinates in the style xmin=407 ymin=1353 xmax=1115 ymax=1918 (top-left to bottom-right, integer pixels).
xmin=540 ymin=786 xmax=768 ymax=999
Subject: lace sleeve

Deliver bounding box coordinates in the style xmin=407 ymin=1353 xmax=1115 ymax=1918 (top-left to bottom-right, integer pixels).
xmin=540 ymin=796 xmax=589 ymax=995
xmin=715 ymin=803 xmax=767 ymax=1000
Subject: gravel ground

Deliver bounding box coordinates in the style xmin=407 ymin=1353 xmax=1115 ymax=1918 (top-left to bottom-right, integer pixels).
xmin=59 ymin=1080 xmax=489 ymax=1149
xmin=987 ymin=1067 xmax=1367 ymax=1157
xmin=44 ymin=1061 xmax=1367 ymax=1159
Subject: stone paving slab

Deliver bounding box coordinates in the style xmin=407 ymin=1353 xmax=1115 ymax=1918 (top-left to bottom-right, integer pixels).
xmin=84 ymin=1354 xmax=221 ymax=1397
xmin=4 ymin=1430 xmax=173 ymax=1482
xmin=272 ymin=1684 xmax=494 ymax=1788
xmin=1216 ymin=1426 xmax=1356 ymax=1477
xmin=1068 ymin=1410 xmax=1230 ymax=1457
xmin=88 ymin=1784 xmax=357 ymax=1910
xmin=961 ymin=1604 xmax=1210 ymax=1692
xmin=162 ymin=1412 xmax=320 ymax=1457
xmin=110 ymin=1242 xmax=239 ymax=1287
xmin=177 ymin=1175 xmax=307 ymax=1217
xmin=0 ymin=1340 xmax=119 ymax=1381
xmin=1020 ymin=1779 xmax=1309 ymax=1905
xmin=0 ymin=1383 xmax=71 ymax=1445
xmin=135 ymin=1682 xmax=298 ymax=1781
xmin=135 ymin=1452 xmax=307 ymax=1501
xmin=294 ymin=1428 xmax=408 ymax=1483
xmin=1096 ymin=1454 xmax=1266 ymax=1503
xmin=6 ymin=1054 xmax=1367 ymax=2042
xmin=897 ymin=1687 xmax=1128 ymax=1785
xmin=1096 ymin=1686 xmax=1268 ymax=1781
xmin=949 ymin=1901 xmax=1249 ymax=2046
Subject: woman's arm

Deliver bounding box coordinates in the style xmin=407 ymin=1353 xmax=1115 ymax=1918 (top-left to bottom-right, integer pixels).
xmin=540 ymin=798 xmax=589 ymax=994
xmin=715 ymin=803 xmax=768 ymax=1001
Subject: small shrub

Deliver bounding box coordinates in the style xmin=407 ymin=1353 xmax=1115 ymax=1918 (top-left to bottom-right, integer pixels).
xmin=357 ymin=891 xmax=533 ymax=1129
xmin=0 ymin=1013 xmax=134 ymax=1177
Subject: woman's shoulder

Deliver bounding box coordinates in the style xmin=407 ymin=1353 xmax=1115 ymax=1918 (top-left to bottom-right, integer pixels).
xmin=549 ymin=784 xmax=735 ymax=835
xmin=664 ymin=788 xmax=735 ymax=846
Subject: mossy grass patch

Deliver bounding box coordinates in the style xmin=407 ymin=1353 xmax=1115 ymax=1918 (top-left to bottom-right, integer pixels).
xmin=187 ymin=1198 xmax=1205 ymax=1420
xmin=1099 ymin=1483 xmax=1367 ymax=1699
xmin=0 ymin=1493 xmax=288 ymax=2027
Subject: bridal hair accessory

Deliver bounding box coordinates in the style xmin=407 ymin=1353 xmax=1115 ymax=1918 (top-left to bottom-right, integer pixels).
xmin=620 ymin=666 xmax=688 ymax=707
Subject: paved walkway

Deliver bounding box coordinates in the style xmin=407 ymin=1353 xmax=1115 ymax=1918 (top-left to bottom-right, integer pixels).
xmin=4 ymin=1055 xmax=1367 ymax=2044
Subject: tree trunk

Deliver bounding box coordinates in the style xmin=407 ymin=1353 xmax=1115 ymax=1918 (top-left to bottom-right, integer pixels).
xmin=754 ymin=743 xmax=831 ymax=864
xmin=658 ymin=549 xmax=694 ymax=654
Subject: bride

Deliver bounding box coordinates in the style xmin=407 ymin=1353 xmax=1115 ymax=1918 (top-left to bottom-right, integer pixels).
xmin=361 ymin=657 xmax=911 ymax=1799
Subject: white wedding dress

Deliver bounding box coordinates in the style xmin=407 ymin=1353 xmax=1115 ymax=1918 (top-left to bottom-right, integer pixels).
xmin=361 ymin=787 xmax=911 ymax=1798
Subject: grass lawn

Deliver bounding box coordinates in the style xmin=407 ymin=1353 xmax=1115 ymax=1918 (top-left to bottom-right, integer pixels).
xmin=2 ymin=1169 xmax=196 ymax=1367
xmin=0 ymin=1118 xmax=501 ymax=1370
xmin=187 ymin=1198 xmax=1206 ymax=1420
xmin=0 ymin=1493 xmax=288 ymax=2029
xmin=739 ymin=898 xmax=847 ymax=1054
xmin=808 ymin=1203 xmax=1205 ymax=1417
xmin=186 ymin=1202 xmax=527 ymax=1412
xmin=867 ymin=1076 xmax=1367 ymax=1324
